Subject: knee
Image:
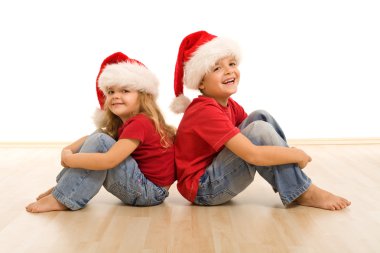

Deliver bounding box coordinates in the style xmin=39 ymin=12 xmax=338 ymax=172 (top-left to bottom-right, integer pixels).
xmin=81 ymin=133 xmax=115 ymax=153
xmin=249 ymin=109 xmax=271 ymax=121
xmin=88 ymin=132 xmax=112 ymax=141
xmin=240 ymin=110 xmax=271 ymax=129
xmin=242 ymin=120 xmax=284 ymax=146
xmin=243 ymin=120 xmax=271 ymax=136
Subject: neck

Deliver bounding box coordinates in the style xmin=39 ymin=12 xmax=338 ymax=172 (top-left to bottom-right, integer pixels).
xmin=201 ymin=95 xmax=229 ymax=107
xmin=212 ymin=96 xmax=229 ymax=107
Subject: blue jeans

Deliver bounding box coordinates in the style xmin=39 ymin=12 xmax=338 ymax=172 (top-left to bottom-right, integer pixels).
xmin=52 ymin=133 xmax=169 ymax=210
xmin=194 ymin=110 xmax=311 ymax=206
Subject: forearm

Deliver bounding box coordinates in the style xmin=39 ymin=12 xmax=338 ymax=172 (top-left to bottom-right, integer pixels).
xmin=225 ymin=133 xmax=311 ymax=167
xmin=61 ymin=139 xmax=139 ymax=171
xmin=63 ymin=152 xmax=116 ymax=170
xmin=249 ymin=146 xmax=306 ymax=166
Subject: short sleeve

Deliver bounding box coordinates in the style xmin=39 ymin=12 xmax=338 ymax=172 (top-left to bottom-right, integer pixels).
xmin=118 ymin=115 xmax=152 ymax=143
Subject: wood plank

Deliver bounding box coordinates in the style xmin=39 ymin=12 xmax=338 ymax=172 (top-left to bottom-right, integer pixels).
xmin=0 ymin=145 xmax=379 ymax=252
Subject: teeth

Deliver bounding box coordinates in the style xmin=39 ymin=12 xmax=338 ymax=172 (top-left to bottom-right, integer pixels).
xmin=224 ymin=78 xmax=234 ymax=84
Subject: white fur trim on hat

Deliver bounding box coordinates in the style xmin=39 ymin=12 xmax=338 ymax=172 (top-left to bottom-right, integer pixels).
xmin=183 ymin=37 xmax=241 ymax=90
xmin=98 ymin=62 xmax=159 ymax=97
xmin=170 ymin=94 xmax=192 ymax=114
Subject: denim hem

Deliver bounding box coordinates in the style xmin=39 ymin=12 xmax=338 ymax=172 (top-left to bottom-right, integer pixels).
xmin=280 ymin=178 xmax=312 ymax=206
xmin=52 ymin=188 xmax=81 ymax=211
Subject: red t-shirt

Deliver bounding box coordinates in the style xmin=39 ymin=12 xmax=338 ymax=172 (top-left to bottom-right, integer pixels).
xmin=175 ymin=96 xmax=248 ymax=202
xmin=118 ymin=114 xmax=175 ymax=186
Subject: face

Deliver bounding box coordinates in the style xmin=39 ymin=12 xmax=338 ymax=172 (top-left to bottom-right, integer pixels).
xmin=105 ymin=86 xmax=140 ymax=122
xmin=199 ymin=56 xmax=240 ymax=106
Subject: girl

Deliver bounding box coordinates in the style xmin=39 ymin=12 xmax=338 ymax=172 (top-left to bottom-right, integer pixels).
xmin=26 ymin=52 xmax=176 ymax=213
xmin=171 ymin=31 xmax=351 ymax=211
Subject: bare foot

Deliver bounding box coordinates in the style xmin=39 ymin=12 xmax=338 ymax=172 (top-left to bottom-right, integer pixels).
xmin=26 ymin=194 xmax=68 ymax=213
xmin=295 ymin=184 xmax=351 ymax=211
xmin=36 ymin=187 xmax=54 ymax=200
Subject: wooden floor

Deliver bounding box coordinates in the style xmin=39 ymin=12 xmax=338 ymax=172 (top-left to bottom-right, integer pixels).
xmin=0 ymin=144 xmax=379 ymax=253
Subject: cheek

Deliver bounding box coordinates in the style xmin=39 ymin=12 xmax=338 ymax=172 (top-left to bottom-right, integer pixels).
xmin=131 ymin=97 xmax=140 ymax=108
xmin=104 ymin=98 xmax=111 ymax=107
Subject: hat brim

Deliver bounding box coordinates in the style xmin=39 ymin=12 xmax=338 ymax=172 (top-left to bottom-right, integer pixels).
xmin=98 ymin=62 xmax=159 ymax=97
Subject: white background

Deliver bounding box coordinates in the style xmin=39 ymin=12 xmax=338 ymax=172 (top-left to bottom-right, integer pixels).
xmin=1 ymin=0 xmax=379 ymax=142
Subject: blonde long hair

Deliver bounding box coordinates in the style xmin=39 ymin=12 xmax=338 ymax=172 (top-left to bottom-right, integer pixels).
xmin=99 ymin=91 xmax=176 ymax=148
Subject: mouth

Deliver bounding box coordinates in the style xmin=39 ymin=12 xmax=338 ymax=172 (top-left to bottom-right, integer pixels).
xmin=223 ymin=78 xmax=235 ymax=85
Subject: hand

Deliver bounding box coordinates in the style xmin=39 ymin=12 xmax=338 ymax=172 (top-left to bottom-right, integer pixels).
xmin=61 ymin=149 xmax=73 ymax=168
xmin=293 ymin=147 xmax=312 ymax=169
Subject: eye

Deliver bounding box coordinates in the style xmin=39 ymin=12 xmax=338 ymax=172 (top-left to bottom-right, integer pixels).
xmin=229 ymin=61 xmax=237 ymax=67
xmin=122 ymin=89 xmax=130 ymax=93
xmin=213 ymin=66 xmax=221 ymax=72
xmin=107 ymin=90 xmax=114 ymax=95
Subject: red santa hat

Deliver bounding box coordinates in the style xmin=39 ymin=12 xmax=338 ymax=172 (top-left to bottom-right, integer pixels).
xmin=94 ymin=52 xmax=159 ymax=127
xmin=170 ymin=30 xmax=241 ymax=113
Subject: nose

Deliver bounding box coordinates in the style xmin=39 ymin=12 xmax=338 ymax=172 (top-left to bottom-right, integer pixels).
xmin=225 ymin=66 xmax=234 ymax=75
xmin=111 ymin=92 xmax=120 ymax=99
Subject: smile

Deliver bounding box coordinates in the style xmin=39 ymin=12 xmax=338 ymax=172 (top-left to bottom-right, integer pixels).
xmin=223 ymin=78 xmax=235 ymax=85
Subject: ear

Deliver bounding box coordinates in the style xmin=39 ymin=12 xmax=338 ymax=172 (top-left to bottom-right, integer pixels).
xmin=199 ymin=81 xmax=205 ymax=90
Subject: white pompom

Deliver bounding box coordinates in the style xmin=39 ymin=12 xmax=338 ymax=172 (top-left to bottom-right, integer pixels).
xmin=170 ymin=94 xmax=192 ymax=114
xmin=92 ymin=108 xmax=106 ymax=128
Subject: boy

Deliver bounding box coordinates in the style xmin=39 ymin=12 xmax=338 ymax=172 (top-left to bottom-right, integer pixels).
xmin=171 ymin=30 xmax=350 ymax=211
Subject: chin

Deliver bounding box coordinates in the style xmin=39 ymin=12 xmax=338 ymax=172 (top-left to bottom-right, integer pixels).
xmin=227 ymin=87 xmax=238 ymax=95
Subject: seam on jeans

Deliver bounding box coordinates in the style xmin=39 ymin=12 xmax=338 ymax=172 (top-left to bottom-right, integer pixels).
xmin=108 ymin=182 xmax=142 ymax=205
xmin=198 ymin=161 xmax=246 ymax=205
xmin=209 ymin=159 xmax=245 ymax=186
xmin=196 ymin=188 xmax=236 ymax=206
